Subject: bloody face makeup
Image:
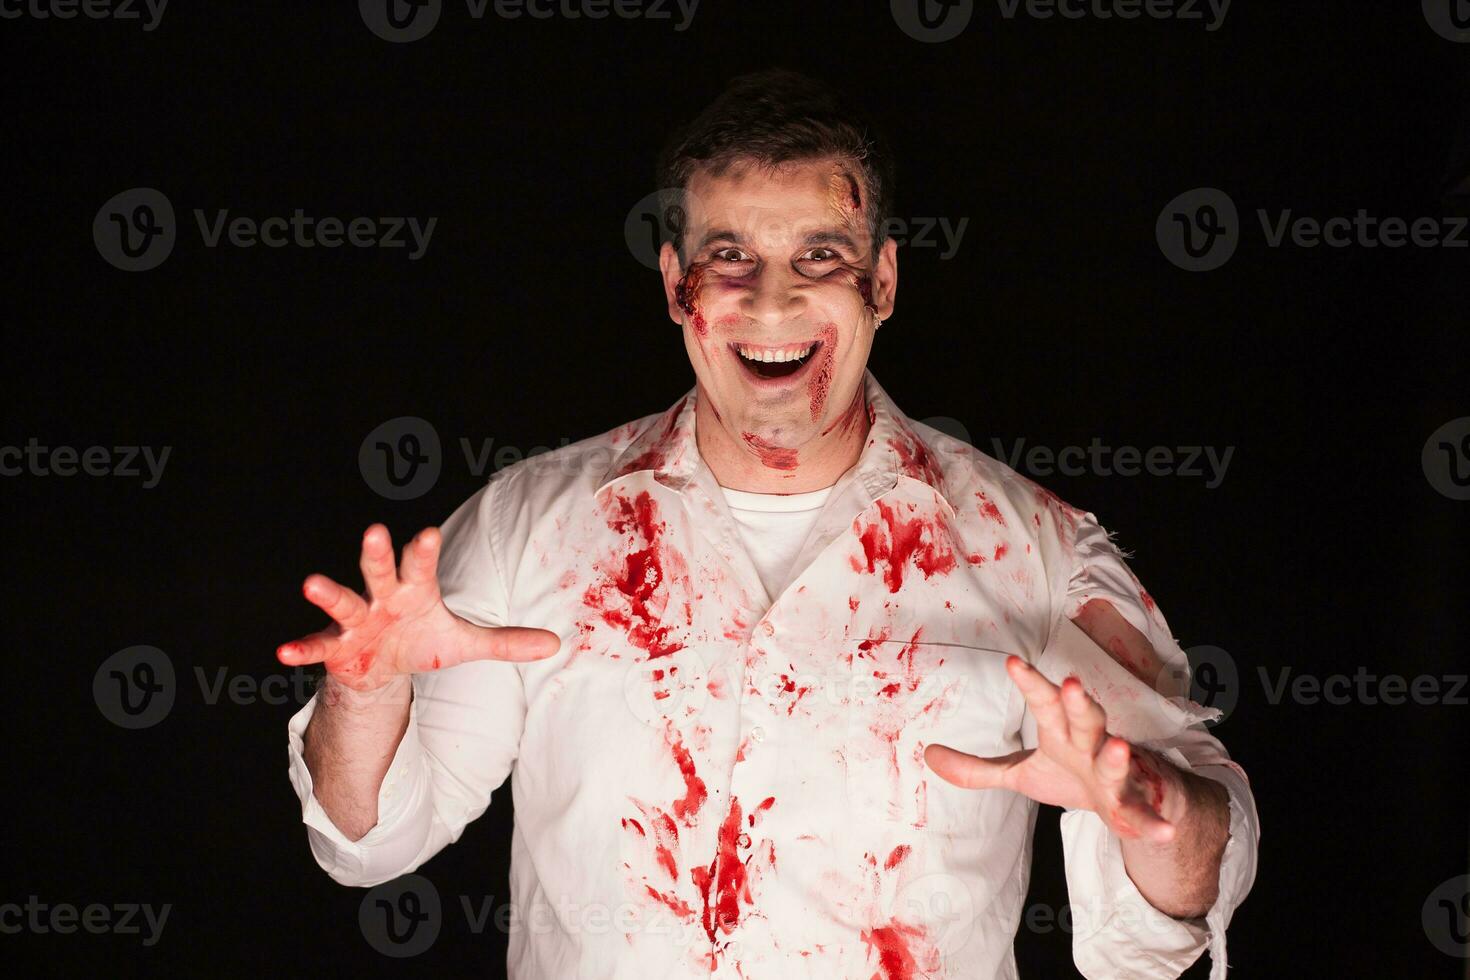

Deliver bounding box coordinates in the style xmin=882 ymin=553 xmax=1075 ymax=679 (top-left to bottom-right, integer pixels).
xmin=663 ymin=158 xmax=896 ymax=487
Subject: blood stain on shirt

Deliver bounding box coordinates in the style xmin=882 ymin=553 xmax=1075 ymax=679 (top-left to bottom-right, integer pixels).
xmin=974 ymin=490 xmax=1007 ymax=526
xmin=861 ymin=921 xmax=939 ymax=980
xmin=582 ymin=490 xmax=687 ymax=658
xmin=691 ymin=797 xmax=751 ymax=943
xmin=667 ymin=727 xmax=709 ymax=823
xmin=853 ymin=499 xmax=957 ymax=593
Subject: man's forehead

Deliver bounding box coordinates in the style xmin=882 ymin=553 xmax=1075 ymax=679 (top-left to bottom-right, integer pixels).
xmin=684 ymin=158 xmax=866 ymax=250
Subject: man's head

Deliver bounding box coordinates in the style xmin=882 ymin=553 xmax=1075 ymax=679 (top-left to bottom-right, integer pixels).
xmin=656 ymin=69 xmax=898 ymax=488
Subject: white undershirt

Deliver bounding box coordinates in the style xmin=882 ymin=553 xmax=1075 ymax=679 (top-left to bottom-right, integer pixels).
xmin=718 ymin=484 xmax=834 ymax=603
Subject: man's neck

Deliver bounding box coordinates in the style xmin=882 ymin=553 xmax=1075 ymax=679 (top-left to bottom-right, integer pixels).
xmin=693 ymin=385 xmax=870 ymax=494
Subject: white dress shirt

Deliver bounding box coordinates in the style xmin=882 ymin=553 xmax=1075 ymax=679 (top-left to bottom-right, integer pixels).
xmin=286 ymin=369 xmax=1259 ymax=979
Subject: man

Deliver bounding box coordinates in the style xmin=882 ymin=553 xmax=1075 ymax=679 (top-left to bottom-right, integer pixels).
xmin=279 ymin=69 xmax=1258 ymax=979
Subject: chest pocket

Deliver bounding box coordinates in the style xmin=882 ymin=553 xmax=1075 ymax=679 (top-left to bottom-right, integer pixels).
xmin=843 ymin=639 xmax=1020 ymax=833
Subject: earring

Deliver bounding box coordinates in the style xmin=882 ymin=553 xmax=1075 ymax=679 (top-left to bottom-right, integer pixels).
xmin=874 ymin=316 xmax=884 ymax=330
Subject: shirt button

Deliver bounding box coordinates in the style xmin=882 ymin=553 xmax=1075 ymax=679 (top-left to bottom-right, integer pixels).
xmin=761 ymin=621 xmax=775 ymax=637
xmin=737 ymin=833 xmax=751 ymax=849
xmin=751 ymin=727 xmax=765 ymax=742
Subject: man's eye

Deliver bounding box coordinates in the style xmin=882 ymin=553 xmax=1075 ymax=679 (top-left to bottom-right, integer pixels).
xmin=801 ymin=248 xmax=840 ymax=263
xmin=713 ymin=248 xmax=752 ymax=264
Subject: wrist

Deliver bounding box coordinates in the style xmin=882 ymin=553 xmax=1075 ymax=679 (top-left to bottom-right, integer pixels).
xmin=319 ymin=672 xmax=413 ymax=711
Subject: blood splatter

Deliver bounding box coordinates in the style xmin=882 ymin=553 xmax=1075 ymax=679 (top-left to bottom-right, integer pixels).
xmin=889 ymin=427 xmax=943 ymax=487
xmin=667 ymin=728 xmax=708 ymax=823
xmin=1132 ymin=752 xmax=1168 ymax=812
xmin=583 ymin=490 xmax=686 ymax=658
xmin=675 ymin=263 xmax=708 ymax=337
xmin=691 ymin=798 xmax=750 ymax=943
xmin=884 ymin=845 xmax=911 ymax=870
xmin=975 ymin=490 xmax=1007 ymax=526
xmin=806 ymin=323 xmax=840 ymax=422
xmin=741 ymin=432 xmax=798 ymax=470
xmin=821 ymin=385 xmax=867 ymax=438
xmin=644 ymin=885 xmax=695 ymax=919
xmin=862 ymin=921 xmax=935 ymax=980
xmin=856 ymin=499 xmax=958 ymax=593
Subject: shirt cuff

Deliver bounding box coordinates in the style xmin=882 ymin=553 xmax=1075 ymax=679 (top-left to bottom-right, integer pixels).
xmin=285 ymin=688 xmax=434 ymax=887
xmin=1060 ymin=753 xmax=1258 ymax=980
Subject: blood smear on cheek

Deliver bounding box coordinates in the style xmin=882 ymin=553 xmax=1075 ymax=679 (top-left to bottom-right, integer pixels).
xmin=675 ymin=264 xmax=709 ymax=338
xmin=807 ymin=323 xmax=839 ymax=422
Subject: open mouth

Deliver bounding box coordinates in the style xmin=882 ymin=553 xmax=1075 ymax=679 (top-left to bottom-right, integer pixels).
xmin=732 ymin=340 xmax=820 ymax=381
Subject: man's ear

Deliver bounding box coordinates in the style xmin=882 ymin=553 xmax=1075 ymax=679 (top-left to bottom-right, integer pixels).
xmin=659 ymin=242 xmax=686 ymax=327
xmin=871 ymin=237 xmax=899 ymax=321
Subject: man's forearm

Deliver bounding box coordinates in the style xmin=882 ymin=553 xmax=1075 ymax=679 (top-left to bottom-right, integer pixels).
xmin=1119 ymin=754 xmax=1232 ymax=919
xmin=301 ymin=675 xmax=414 ymax=842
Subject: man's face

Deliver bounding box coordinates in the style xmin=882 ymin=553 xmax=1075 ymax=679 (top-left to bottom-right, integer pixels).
xmin=660 ymin=157 xmax=897 ymax=466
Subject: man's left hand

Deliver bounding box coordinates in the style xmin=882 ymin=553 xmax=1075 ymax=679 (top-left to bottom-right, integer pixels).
xmin=924 ymin=655 xmax=1185 ymax=843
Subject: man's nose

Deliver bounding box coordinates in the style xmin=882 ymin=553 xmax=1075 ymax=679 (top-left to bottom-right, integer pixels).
xmin=741 ymin=266 xmax=808 ymax=329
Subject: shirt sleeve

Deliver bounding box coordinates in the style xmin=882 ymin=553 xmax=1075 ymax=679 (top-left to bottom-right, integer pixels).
xmin=1031 ymin=510 xmax=1260 ymax=980
xmin=284 ymin=477 xmax=530 ymax=887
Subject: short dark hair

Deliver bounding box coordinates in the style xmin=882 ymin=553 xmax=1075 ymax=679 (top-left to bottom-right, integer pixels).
xmin=655 ymin=68 xmax=895 ymax=260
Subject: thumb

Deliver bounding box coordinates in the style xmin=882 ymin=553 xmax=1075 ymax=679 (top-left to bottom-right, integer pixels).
xmin=464 ymin=624 xmax=563 ymax=664
xmin=924 ymin=742 xmax=1030 ymax=791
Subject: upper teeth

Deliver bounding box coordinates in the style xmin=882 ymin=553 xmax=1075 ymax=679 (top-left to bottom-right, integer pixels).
xmin=737 ymin=343 xmax=814 ymax=363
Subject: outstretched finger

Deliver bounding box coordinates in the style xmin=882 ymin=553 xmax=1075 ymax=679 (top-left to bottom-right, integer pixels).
xmin=924 ymin=742 xmax=1029 ymax=791
xmin=302 ymin=573 xmax=369 ymax=629
xmin=1061 ymin=676 xmax=1107 ymax=753
xmin=359 ymin=524 xmax=397 ymax=599
xmin=1095 ymin=735 xmax=1133 ymax=795
xmin=399 ymin=527 xmax=442 ymax=586
xmin=277 ymin=625 xmax=342 ymax=667
xmin=1006 ymin=656 xmax=1068 ymax=735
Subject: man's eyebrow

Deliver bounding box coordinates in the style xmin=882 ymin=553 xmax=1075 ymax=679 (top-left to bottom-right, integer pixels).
xmin=802 ymin=230 xmax=861 ymax=250
xmin=692 ymin=228 xmax=862 ymax=253
xmin=692 ymin=228 xmax=747 ymax=252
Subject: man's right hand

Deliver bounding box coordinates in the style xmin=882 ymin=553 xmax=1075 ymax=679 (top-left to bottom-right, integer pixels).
xmin=277 ymin=523 xmax=560 ymax=693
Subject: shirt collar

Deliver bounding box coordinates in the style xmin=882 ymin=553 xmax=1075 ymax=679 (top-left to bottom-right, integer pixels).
xmin=596 ymin=369 xmax=952 ymax=509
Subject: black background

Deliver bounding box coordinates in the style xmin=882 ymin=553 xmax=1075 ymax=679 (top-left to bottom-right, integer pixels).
xmin=3 ymin=1 xmax=1468 ymax=977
